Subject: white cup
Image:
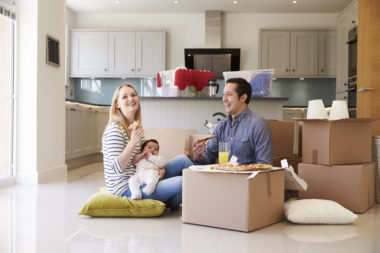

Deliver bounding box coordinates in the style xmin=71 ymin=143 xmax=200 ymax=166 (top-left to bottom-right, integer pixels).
xmin=328 ymin=100 xmax=349 ymax=120
xmin=306 ymin=99 xmax=328 ymax=119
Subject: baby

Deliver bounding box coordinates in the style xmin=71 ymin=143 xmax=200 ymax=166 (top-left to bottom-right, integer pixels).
xmin=128 ymin=139 xmax=167 ymax=200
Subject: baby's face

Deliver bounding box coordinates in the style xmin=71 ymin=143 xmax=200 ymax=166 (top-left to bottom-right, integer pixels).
xmin=143 ymin=142 xmax=159 ymax=155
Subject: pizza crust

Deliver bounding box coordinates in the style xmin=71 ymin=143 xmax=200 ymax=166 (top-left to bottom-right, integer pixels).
xmin=128 ymin=121 xmax=141 ymax=130
xmin=215 ymin=163 xmax=272 ymax=171
xmin=197 ymin=135 xmax=216 ymax=142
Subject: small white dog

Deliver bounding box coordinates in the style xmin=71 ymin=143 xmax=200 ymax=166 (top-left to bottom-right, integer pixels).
xmin=129 ymin=139 xmax=167 ymax=200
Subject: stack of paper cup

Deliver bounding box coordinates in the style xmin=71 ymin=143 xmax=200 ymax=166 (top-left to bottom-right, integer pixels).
xmin=306 ymin=99 xmax=328 ymax=119
xmin=328 ymin=100 xmax=349 ymax=120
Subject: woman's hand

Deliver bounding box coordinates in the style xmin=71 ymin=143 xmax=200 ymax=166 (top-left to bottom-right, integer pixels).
xmin=192 ymin=140 xmax=206 ymax=162
xmin=154 ymin=168 xmax=165 ymax=180
xmin=130 ymin=125 xmax=144 ymax=145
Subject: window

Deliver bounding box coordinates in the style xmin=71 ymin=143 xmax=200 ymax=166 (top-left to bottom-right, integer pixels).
xmin=0 ymin=2 xmax=16 ymax=183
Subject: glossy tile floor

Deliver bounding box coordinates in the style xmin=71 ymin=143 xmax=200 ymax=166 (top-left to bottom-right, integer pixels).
xmin=1 ymin=162 xmax=380 ymax=253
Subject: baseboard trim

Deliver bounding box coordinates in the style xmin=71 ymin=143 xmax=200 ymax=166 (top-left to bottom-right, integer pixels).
xmin=17 ymin=164 xmax=68 ymax=184
xmin=66 ymin=153 xmax=103 ymax=170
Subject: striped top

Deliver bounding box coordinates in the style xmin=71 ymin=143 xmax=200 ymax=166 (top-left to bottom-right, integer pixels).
xmin=102 ymin=121 xmax=143 ymax=196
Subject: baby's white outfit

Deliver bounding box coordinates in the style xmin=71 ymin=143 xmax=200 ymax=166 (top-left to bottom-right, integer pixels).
xmin=128 ymin=154 xmax=167 ymax=200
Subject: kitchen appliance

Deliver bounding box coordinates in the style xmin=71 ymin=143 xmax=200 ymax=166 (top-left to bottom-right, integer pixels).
xmin=346 ymin=26 xmax=357 ymax=117
xmin=204 ymin=112 xmax=226 ymax=134
xmin=184 ymin=48 xmax=240 ymax=78
xmin=208 ymin=77 xmax=219 ymax=97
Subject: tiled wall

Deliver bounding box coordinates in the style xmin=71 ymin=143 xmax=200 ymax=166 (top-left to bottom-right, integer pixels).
xmin=72 ymin=77 xmax=336 ymax=107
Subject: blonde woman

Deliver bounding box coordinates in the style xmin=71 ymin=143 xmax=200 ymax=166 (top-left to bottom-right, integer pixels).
xmin=102 ymin=84 xmax=193 ymax=208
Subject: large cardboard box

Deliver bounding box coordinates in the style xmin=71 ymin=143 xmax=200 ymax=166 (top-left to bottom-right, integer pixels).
xmin=298 ymin=163 xmax=375 ymax=213
xmin=182 ymin=168 xmax=285 ymax=232
xmin=267 ymin=120 xmax=302 ymax=157
xmin=300 ymin=118 xmax=373 ymax=165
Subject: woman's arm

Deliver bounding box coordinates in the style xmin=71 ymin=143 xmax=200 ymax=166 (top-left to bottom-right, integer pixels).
xmin=118 ymin=125 xmax=144 ymax=168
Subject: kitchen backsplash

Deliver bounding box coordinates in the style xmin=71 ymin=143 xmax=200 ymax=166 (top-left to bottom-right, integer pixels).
xmin=71 ymin=77 xmax=335 ymax=107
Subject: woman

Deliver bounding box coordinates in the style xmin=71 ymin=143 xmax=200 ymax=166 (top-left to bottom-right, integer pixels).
xmin=102 ymin=83 xmax=193 ymax=208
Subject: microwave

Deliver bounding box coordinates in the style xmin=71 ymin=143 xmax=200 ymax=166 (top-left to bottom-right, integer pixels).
xmin=184 ymin=48 xmax=240 ymax=78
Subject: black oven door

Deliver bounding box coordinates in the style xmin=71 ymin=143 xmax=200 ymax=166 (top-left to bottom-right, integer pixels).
xmin=347 ymin=26 xmax=357 ymax=78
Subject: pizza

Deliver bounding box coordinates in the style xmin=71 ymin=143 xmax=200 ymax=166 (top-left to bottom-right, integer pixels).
xmin=197 ymin=135 xmax=216 ymax=142
xmin=128 ymin=120 xmax=141 ymax=130
xmin=215 ymin=163 xmax=272 ymax=171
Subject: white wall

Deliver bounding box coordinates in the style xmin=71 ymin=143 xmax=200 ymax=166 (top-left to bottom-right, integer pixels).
xmin=17 ymin=0 xmax=67 ymax=183
xmin=72 ymin=12 xmax=338 ymax=70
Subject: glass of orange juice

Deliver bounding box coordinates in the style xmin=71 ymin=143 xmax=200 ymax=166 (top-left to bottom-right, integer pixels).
xmin=218 ymin=142 xmax=230 ymax=164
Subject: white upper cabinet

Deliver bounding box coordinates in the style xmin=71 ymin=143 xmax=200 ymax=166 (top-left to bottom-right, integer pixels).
xmin=318 ymin=31 xmax=337 ymax=77
xmin=108 ymin=31 xmax=136 ymax=76
xmin=261 ymin=31 xmax=290 ymax=76
xmin=136 ymin=32 xmax=165 ymax=76
xmin=70 ymin=30 xmax=165 ymax=78
xmin=70 ymin=32 xmax=109 ymax=77
xmin=290 ymin=31 xmax=319 ymax=76
xmin=260 ymin=29 xmax=336 ymax=78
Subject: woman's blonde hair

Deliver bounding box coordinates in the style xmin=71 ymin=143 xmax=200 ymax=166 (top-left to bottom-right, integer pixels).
xmin=108 ymin=83 xmax=141 ymax=139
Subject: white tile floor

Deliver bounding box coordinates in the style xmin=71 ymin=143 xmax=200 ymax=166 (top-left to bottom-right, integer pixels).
xmin=1 ymin=162 xmax=380 ymax=253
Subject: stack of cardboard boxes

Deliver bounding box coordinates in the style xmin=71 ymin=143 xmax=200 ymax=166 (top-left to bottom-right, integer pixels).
xmin=297 ymin=118 xmax=375 ymax=214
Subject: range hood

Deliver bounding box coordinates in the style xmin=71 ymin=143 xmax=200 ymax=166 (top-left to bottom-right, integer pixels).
xmin=205 ymin=10 xmax=222 ymax=48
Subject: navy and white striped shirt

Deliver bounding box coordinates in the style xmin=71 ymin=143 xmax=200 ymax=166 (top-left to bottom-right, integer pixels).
xmin=102 ymin=122 xmax=143 ymax=196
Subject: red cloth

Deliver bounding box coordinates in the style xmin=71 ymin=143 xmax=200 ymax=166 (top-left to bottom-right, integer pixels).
xmin=157 ymin=72 xmax=162 ymax=88
xmin=174 ymin=69 xmax=215 ymax=91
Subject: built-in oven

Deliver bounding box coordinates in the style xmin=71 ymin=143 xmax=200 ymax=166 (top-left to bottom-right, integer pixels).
xmin=346 ymin=26 xmax=357 ymax=117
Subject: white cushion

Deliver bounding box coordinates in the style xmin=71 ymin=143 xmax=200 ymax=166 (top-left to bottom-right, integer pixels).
xmin=284 ymin=199 xmax=358 ymax=224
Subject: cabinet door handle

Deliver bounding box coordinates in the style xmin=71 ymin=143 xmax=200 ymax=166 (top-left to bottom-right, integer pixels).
xmin=321 ymin=69 xmax=324 ymax=72
xmin=352 ymin=20 xmax=356 ymax=24
xmin=104 ymin=68 xmax=108 ymax=72
xmin=359 ymin=88 xmax=375 ymax=92
xmin=132 ymin=69 xmax=135 ymax=72
xmin=344 ymin=83 xmax=347 ymax=86
xmin=138 ymin=69 xmax=141 ymax=72
xmin=70 ymin=108 xmax=76 ymax=111
xmin=285 ymin=69 xmax=289 ymax=72
xmin=292 ymin=69 xmax=295 ymax=72
xmin=344 ymin=96 xmax=347 ymax=99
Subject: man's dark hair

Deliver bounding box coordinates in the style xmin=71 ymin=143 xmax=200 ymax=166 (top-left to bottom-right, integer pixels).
xmin=226 ymin=78 xmax=252 ymax=104
xmin=141 ymin=139 xmax=159 ymax=151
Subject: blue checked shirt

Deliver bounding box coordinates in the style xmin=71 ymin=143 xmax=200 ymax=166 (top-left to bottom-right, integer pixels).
xmin=202 ymin=108 xmax=273 ymax=165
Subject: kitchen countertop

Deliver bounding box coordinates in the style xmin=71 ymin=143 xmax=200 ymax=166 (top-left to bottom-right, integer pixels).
xmin=66 ymin=96 xmax=288 ymax=106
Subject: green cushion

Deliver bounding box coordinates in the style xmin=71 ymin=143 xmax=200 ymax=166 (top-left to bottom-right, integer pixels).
xmin=78 ymin=187 xmax=166 ymax=217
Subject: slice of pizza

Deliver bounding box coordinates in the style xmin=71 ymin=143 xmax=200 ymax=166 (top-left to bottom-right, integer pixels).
xmin=128 ymin=120 xmax=141 ymax=130
xmin=197 ymin=135 xmax=216 ymax=143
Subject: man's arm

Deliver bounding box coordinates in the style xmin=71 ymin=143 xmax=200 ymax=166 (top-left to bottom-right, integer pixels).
xmin=253 ymin=120 xmax=273 ymax=164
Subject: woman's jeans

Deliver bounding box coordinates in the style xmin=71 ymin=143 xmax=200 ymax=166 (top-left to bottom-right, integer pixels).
xmin=122 ymin=154 xmax=194 ymax=208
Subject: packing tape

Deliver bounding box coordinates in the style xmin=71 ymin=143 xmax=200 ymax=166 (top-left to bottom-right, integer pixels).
xmin=312 ymin=150 xmax=318 ymax=164
xmin=266 ymin=173 xmax=271 ymax=197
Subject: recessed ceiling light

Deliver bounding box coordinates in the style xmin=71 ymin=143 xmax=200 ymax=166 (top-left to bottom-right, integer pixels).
xmin=233 ymin=1 xmax=238 ymax=4
xmin=292 ymin=0 xmax=297 ymax=4
xmin=174 ymin=0 xmax=179 ymax=4
xmin=115 ymin=0 xmax=119 ymax=4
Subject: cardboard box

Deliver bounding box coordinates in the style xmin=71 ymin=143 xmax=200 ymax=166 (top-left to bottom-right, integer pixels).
xmin=299 ymin=118 xmax=373 ymax=165
xmin=182 ymin=168 xmax=285 ymax=232
xmin=273 ymin=156 xmax=302 ymax=174
xmin=267 ymin=120 xmax=302 ymax=157
xmin=298 ymin=163 xmax=375 ymax=213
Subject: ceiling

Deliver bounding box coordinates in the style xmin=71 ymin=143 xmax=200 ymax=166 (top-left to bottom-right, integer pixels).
xmin=66 ymin=0 xmax=353 ymax=14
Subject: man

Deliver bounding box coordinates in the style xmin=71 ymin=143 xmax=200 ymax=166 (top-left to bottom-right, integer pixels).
xmin=193 ymin=77 xmax=273 ymax=165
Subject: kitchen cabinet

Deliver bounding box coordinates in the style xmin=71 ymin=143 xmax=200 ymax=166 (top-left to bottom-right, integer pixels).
xmin=70 ymin=30 xmax=165 ymax=78
xmin=65 ymin=103 xmax=109 ymax=160
xmin=260 ymin=29 xmax=335 ymax=78
xmin=336 ymin=0 xmax=358 ymax=98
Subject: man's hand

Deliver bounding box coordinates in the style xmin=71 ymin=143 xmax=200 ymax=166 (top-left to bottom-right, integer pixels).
xmin=154 ymin=168 xmax=165 ymax=180
xmin=192 ymin=140 xmax=207 ymax=162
